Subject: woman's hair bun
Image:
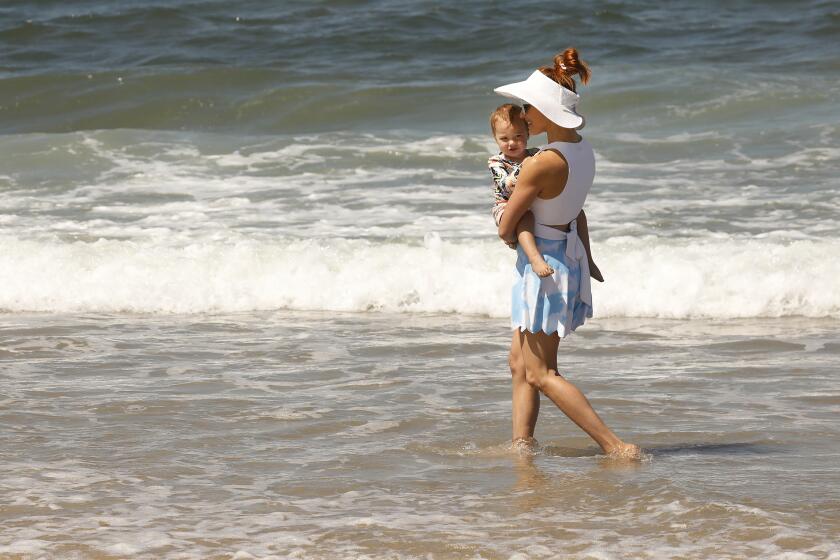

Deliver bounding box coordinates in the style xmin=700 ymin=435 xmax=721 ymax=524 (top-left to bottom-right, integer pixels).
xmin=540 ymin=47 xmax=591 ymax=92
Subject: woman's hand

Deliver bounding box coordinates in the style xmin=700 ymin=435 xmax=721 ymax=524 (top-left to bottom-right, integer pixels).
xmin=499 ymin=228 xmax=517 ymax=243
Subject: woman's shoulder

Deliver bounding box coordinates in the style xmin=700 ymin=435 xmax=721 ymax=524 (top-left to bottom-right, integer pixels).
xmin=519 ymin=149 xmax=568 ymax=186
xmin=523 ymin=148 xmax=568 ymax=172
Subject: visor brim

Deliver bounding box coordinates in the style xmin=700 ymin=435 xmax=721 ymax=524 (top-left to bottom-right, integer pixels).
xmin=494 ymin=75 xmax=583 ymax=129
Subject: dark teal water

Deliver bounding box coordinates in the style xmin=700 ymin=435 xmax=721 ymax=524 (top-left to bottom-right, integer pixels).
xmin=1 ymin=0 xmax=838 ymax=135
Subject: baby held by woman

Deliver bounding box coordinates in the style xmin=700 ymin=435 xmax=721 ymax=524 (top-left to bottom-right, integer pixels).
xmin=488 ymin=103 xmax=603 ymax=281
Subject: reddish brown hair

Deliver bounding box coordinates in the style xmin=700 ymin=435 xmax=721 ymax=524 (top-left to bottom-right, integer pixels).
xmin=489 ymin=103 xmax=527 ymax=134
xmin=538 ymin=47 xmax=591 ymax=92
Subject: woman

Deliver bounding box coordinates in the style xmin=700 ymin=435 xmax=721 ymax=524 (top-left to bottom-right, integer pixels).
xmin=495 ymin=48 xmax=639 ymax=458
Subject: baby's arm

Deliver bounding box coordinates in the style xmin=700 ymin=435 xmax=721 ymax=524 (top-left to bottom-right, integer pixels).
xmin=576 ymin=210 xmax=604 ymax=282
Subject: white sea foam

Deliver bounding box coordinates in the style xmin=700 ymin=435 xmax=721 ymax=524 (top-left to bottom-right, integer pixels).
xmin=2 ymin=129 xmax=839 ymax=320
xmin=3 ymin=130 xmax=839 ymax=250
xmin=1 ymin=233 xmax=838 ymax=318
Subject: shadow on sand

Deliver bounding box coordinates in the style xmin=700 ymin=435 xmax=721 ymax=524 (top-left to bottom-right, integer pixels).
xmin=644 ymin=442 xmax=781 ymax=456
xmin=532 ymin=441 xmax=781 ymax=459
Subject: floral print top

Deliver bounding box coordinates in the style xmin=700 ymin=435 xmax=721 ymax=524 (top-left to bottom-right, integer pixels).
xmin=488 ymin=148 xmax=538 ymax=206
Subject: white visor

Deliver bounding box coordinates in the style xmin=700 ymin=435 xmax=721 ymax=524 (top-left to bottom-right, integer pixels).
xmin=494 ymin=70 xmax=583 ymax=129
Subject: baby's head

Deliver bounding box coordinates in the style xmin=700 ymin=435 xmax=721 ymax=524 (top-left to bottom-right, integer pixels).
xmin=490 ymin=103 xmax=529 ymax=161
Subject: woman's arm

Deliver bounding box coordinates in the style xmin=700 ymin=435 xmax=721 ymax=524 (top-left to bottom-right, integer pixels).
xmin=497 ymin=155 xmax=563 ymax=242
xmin=575 ymin=210 xmax=592 ymax=257
xmin=575 ymin=209 xmax=604 ymax=282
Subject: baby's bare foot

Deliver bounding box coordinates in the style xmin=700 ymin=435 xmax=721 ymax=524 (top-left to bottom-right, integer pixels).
xmin=531 ymin=259 xmax=554 ymax=277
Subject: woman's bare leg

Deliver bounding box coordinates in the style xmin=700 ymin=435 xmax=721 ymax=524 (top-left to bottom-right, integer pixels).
xmin=509 ymin=330 xmax=539 ymax=443
xmin=517 ymin=211 xmax=553 ymax=277
xmin=520 ymin=329 xmax=639 ymax=456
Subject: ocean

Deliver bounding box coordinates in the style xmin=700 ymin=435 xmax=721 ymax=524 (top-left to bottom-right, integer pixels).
xmin=1 ymin=1 xmax=839 ymax=558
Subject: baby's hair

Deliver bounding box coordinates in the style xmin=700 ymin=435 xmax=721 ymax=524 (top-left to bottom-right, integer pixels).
xmin=538 ymin=47 xmax=591 ymax=92
xmin=490 ymin=103 xmax=527 ymax=134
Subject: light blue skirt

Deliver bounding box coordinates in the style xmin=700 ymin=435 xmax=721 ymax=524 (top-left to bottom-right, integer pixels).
xmin=511 ymin=236 xmax=593 ymax=337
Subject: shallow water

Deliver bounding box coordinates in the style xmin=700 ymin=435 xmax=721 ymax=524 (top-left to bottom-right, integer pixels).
xmin=2 ymin=312 xmax=839 ymax=559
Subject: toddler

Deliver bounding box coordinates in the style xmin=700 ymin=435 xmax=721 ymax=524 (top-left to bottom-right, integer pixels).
xmin=488 ymin=103 xmax=603 ymax=280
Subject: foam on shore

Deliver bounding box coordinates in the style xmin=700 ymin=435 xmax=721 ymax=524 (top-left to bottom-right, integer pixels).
xmin=2 ymin=233 xmax=838 ymax=318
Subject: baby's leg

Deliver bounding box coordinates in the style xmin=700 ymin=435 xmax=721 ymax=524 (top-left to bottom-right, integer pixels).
xmin=576 ymin=210 xmax=603 ymax=282
xmin=517 ymin=211 xmax=554 ymax=277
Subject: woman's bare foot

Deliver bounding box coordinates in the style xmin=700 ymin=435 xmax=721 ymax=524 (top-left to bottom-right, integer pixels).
xmin=512 ymin=437 xmax=539 ymax=453
xmin=590 ymin=261 xmax=604 ymax=282
xmin=606 ymin=442 xmax=642 ymax=460
xmin=530 ymin=258 xmax=554 ymax=277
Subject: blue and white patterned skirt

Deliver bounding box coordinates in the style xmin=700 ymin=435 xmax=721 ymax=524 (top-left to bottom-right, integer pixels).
xmin=511 ymin=236 xmax=593 ymax=337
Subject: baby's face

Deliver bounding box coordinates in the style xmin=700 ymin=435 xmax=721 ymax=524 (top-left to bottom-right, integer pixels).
xmin=493 ymin=121 xmax=528 ymax=160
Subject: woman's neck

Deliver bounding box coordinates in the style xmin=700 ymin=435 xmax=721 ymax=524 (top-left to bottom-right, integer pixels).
xmin=546 ymin=126 xmax=581 ymax=143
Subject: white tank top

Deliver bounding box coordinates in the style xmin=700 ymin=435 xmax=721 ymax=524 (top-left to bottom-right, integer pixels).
xmin=529 ymin=138 xmax=596 ymax=306
xmin=530 ymin=139 xmax=595 ymax=237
